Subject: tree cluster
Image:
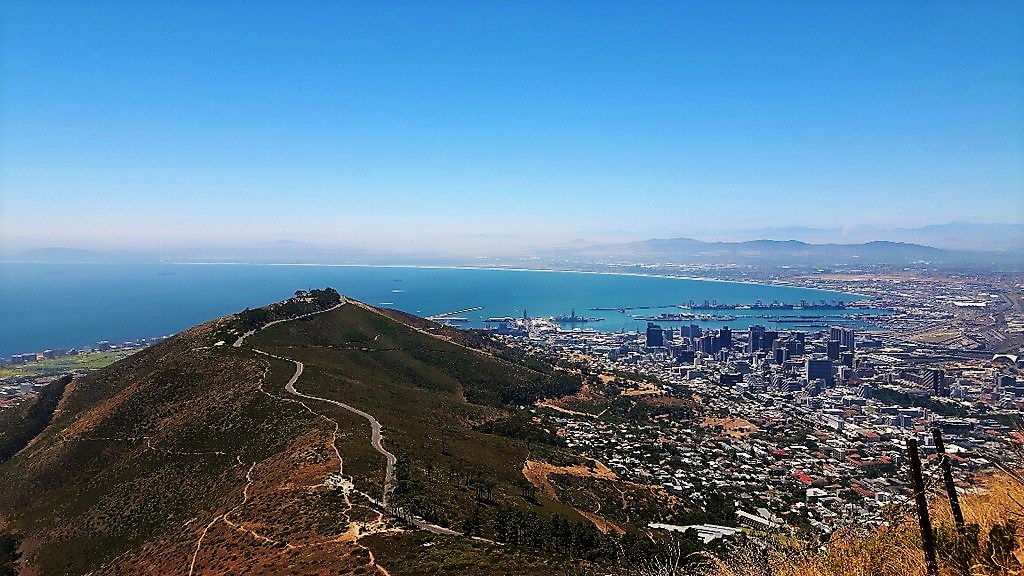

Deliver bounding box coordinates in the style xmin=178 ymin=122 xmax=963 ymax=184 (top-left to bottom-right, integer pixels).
xmin=478 ymin=411 xmax=565 ymax=447
xmin=871 ymin=387 xmax=967 ymax=417
xmin=464 ymin=504 xmax=618 ymax=562
xmin=390 ymin=451 xmax=720 ymax=572
xmin=497 ymin=371 xmax=583 ymax=407
xmin=235 ymin=287 xmax=341 ymax=330
xmin=495 ymin=347 xmax=556 ymax=375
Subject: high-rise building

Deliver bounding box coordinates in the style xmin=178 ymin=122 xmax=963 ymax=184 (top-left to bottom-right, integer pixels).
xmin=995 ymin=373 xmax=1017 ymax=393
xmin=698 ymin=334 xmax=719 ymax=354
xmin=696 ymin=328 xmax=735 ymax=355
xmin=826 ymin=340 xmax=841 ymax=361
xmin=792 ymin=331 xmax=806 ymax=355
xmin=925 ymin=368 xmax=947 ymax=396
xmin=646 ymin=322 xmax=665 ymax=348
xmin=679 ymin=324 xmax=702 ymax=339
xmin=674 ymin=349 xmax=695 ymax=363
xmin=773 ymin=348 xmax=787 ymax=364
xmin=806 ymin=357 xmax=834 ymax=386
xmin=719 ymin=326 xmax=732 ymax=350
xmin=830 ymin=326 xmax=856 ymax=352
xmin=784 ymin=337 xmax=802 ymax=357
xmin=748 ymin=325 xmax=765 ymax=352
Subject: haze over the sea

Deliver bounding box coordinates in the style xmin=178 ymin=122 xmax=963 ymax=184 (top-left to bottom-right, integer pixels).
xmin=0 ymin=263 xmax=885 ymax=357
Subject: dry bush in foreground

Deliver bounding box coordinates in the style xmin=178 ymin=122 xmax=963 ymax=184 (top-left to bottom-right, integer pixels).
xmin=666 ymin=471 xmax=1023 ymax=576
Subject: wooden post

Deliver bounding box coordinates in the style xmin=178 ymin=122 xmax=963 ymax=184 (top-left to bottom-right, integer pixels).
xmin=907 ymin=437 xmax=939 ymax=576
xmin=932 ymin=427 xmax=966 ymax=534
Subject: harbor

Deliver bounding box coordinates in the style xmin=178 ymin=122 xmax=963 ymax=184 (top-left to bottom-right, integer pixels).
xmin=0 ymin=263 xmax=886 ymax=357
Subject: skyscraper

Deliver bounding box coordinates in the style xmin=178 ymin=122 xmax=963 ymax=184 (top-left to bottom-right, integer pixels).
xmin=806 ymin=357 xmax=835 ymax=386
xmin=830 ymin=326 xmax=855 ymax=352
xmin=646 ymin=322 xmax=665 ymax=348
xmin=748 ymin=325 xmax=765 ymax=353
xmin=826 ymin=340 xmax=841 ymax=361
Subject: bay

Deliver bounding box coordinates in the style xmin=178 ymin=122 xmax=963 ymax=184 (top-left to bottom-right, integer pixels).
xmin=0 ymin=263 xmax=882 ymax=357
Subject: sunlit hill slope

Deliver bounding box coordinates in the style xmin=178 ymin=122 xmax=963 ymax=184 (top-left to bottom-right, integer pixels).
xmin=0 ymin=290 xmax=621 ymax=575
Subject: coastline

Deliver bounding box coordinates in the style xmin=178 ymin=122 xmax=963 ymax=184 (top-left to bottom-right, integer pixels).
xmin=0 ymin=259 xmax=873 ymax=299
xmin=161 ymin=261 xmax=870 ymax=300
xmin=0 ymin=261 xmax=879 ymax=357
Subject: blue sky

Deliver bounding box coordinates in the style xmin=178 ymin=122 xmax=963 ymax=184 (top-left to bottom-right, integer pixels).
xmin=1 ymin=1 xmax=1022 ymax=252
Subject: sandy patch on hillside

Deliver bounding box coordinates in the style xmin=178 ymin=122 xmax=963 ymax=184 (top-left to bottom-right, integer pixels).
xmin=522 ymin=459 xmax=624 ymax=534
xmin=620 ymin=381 xmax=662 ymax=397
xmin=522 ymin=459 xmax=619 ymax=500
xmin=702 ymin=416 xmax=757 ymax=438
xmin=577 ymin=510 xmax=625 ymax=535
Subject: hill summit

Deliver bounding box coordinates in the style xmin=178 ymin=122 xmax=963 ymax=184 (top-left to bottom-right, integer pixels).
xmin=0 ymin=289 xmax=647 ymax=575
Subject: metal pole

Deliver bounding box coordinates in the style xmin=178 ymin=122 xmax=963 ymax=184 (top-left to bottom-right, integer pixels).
xmin=907 ymin=437 xmax=939 ymax=576
xmin=932 ymin=427 xmax=966 ymax=534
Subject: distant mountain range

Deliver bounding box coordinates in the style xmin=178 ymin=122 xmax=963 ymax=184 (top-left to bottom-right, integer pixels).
xmin=697 ymin=222 xmax=1024 ymax=252
xmin=550 ymin=237 xmax=1021 ymax=269
xmin=11 ymin=247 xmax=127 ymax=262
xmin=6 ymin=222 xmax=1022 ymax=271
xmin=561 ymin=237 xmax=947 ymax=260
xmin=6 ymin=242 xmax=415 ymax=265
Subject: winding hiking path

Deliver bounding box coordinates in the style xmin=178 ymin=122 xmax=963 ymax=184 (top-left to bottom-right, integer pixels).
xmin=240 ymin=297 xmax=458 ymax=536
xmin=254 ymin=349 xmax=397 ymax=505
xmin=232 ymin=296 xmax=397 ymax=502
xmin=233 ymin=301 xmax=345 ymax=348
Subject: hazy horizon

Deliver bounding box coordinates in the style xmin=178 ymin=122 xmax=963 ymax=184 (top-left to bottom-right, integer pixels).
xmin=4 ymin=220 xmax=1024 ymax=258
xmin=2 ymin=1 xmax=1023 ymax=254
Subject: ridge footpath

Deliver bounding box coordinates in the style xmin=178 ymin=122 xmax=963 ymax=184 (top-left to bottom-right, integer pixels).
xmin=0 ymin=291 xmax=629 ymax=575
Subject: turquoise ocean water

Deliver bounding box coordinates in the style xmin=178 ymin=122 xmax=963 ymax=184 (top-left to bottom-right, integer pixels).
xmin=0 ymin=263 xmax=883 ymax=357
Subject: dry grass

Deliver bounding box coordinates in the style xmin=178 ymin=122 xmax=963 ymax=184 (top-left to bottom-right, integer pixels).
xmin=521 ymin=459 xmax=618 ymax=501
xmin=687 ymin=472 xmax=1023 ymax=576
xmin=701 ymin=417 xmax=758 ymax=439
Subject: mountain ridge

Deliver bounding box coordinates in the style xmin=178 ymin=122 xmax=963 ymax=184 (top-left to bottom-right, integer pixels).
xmin=0 ymin=291 xmax=645 ymax=575
xmin=8 ymin=221 xmax=1023 ymax=265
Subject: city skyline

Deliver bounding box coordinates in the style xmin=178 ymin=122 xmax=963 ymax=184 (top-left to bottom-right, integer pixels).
xmin=2 ymin=1 xmax=1022 ymax=253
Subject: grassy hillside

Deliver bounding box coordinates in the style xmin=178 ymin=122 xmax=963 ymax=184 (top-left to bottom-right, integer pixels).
xmin=248 ymin=302 xmax=604 ymax=534
xmin=0 ymin=318 xmax=344 ymax=574
xmin=0 ymin=294 xmax=641 ymax=575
